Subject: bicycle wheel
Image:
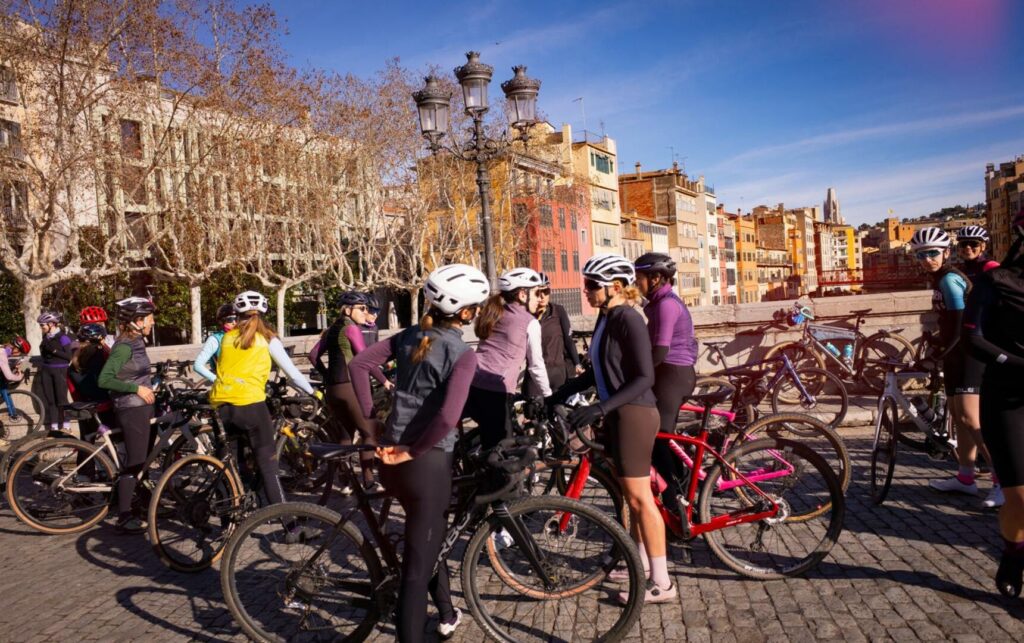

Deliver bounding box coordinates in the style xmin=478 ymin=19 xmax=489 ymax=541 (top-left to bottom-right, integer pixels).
xmin=463 ymin=494 xmax=644 ymax=643
xmin=699 ymin=438 xmax=844 ymax=579
xmin=770 ymin=368 xmax=849 ymax=430
xmin=764 ymin=341 xmax=825 ymax=372
xmin=870 ymin=398 xmax=898 ymax=505
xmin=220 ymin=501 xmax=382 ymax=643
xmin=5 ymin=437 xmax=116 ymax=534
xmin=160 ymin=425 xmax=215 ymax=471
xmin=276 ymin=421 xmax=332 ymax=493
xmin=148 ymin=454 xmax=244 ymax=572
xmin=858 ymin=333 xmax=915 ymax=393
xmin=739 ymin=412 xmax=851 ymax=502
xmin=1 ymin=429 xmax=74 ymax=493
xmin=0 ymin=389 xmax=44 ymax=441
xmin=549 ymin=458 xmax=627 ymax=529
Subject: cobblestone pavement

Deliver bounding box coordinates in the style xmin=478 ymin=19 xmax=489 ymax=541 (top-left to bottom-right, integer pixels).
xmin=2 ymin=430 xmax=1023 ymax=642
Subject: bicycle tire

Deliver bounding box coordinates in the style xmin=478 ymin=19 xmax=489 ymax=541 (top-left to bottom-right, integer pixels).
xmin=739 ymin=412 xmax=851 ymax=500
xmin=0 ymin=429 xmax=75 ymax=494
xmin=0 ymin=389 xmax=45 ymax=441
xmin=159 ymin=425 xmax=214 ymax=472
xmin=699 ymin=437 xmax=844 ymax=580
xmin=858 ymin=333 xmax=916 ymax=393
xmin=870 ymin=398 xmax=899 ymax=505
xmin=764 ymin=341 xmax=826 ymax=373
xmin=5 ymin=437 xmax=116 ymax=534
xmin=148 ymin=453 xmax=244 ymax=572
xmin=463 ymin=494 xmax=644 ymax=642
xmin=550 ymin=458 xmax=628 ymax=531
xmin=769 ymin=367 xmax=849 ymax=430
xmin=220 ymin=501 xmax=383 ymax=643
xmin=275 ymin=420 xmax=332 ymax=493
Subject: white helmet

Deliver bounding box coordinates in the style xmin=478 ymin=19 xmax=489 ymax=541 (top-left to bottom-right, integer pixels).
xmin=956 ymin=225 xmax=988 ymax=242
xmin=424 ymin=264 xmax=491 ymax=315
xmin=498 ymin=267 xmax=543 ymax=293
xmin=233 ymin=290 xmax=269 ymax=314
xmin=582 ymin=253 xmax=635 ymax=286
xmin=909 ymin=227 xmax=950 ymax=251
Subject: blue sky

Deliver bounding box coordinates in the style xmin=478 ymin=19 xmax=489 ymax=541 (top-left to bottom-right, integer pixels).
xmin=266 ymin=0 xmax=1024 ymax=226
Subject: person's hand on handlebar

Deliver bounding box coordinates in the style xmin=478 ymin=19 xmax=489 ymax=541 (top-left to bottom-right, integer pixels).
xmin=376 ymin=445 xmax=412 ymax=465
xmin=567 ymin=403 xmax=604 ymax=429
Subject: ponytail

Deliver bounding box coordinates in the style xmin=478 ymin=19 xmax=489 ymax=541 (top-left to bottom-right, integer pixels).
xmin=474 ymin=293 xmax=509 ymax=341
xmin=411 ymin=312 xmax=435 ymax=364
xmin=622 ymin=285 xmax=642 ymax=304
xmin=233 ymin=312 xmax=276 ymax=350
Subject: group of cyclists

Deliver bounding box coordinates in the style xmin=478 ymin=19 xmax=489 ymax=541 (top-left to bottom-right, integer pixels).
xmin=6 ymin=214 xmax=1024 ymax=639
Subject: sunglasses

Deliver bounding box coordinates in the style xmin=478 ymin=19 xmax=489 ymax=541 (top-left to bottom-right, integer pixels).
xmin=222 ymin=316 xmax=238 ymax=324
xmin=352 ymin=305 xmax=368 ymax=312
xmin=583 ymin=279 xmax=604 ymax=292
xmin=368 ymin=308 xmax=380 ymax=315
xmin=537 ymin=288 xmax=551 ymax=296
xmin=957 ymin=241 xmax=982 ymax=249
xmin=915 ymin=249 xmax=942 ymax=260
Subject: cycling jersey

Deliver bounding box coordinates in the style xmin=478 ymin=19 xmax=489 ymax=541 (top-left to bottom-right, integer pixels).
xmin=524 ymin=303 xmax=580 ymax=396
xmin=962 ymin=255 xmax=1000 ymax=281
xmin=39 ymin=329 xmax=73 ymax=368
xmin=209 ymin=331 xmax=314 ymax=406
xmin=0 ymin=347 xmax=23 ymax=385
xmin=473 ymin=302 xmax=550 ymax=397
xmin=643 ymin=283 xmax=697 ymax=367
xmin=69 ymin=346 xmax=111 ymax=406
xmin=193 ymin=330 xmax=224 ymax=383
xmin=98 ymin=335 xmax=152 ymax=409
xmin=315 ymin=318 xmax=364 ymax=385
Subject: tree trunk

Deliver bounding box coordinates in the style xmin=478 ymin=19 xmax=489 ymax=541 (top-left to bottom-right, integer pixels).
xmin=276 ymin=286 xmax=287 ymax=337
xmin=190 ymin=284 xmax=203 ymax=344
xmin=22 ymin=283 xmax=44 ymax=354
xmin=409 ymin=287 xmax=419 ymax=326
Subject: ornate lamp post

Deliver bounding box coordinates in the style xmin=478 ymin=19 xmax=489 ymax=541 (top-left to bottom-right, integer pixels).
xmin=413 ymin=51 xmax=541 ymax=286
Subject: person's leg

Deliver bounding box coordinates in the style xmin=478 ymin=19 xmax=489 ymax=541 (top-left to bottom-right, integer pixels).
xmin=115 ymin=405 xmax=155 ymax=520
xmin=1 ymin=385 xmax=15 ymax=418
xmin=337 ymin=383 xmax=378 ymax=487
xmin=239 ymin=403 xmax=286 ymax=505
xmin=52 ymin=369 xmax=70 ymax=429
xmin=931 ymin=394 xmax=979 ymax=494
xmin=980 ymin=386 xmax=1024 ymax=594
xmin=651 ymin=364 xmax=695 ymax=514
xmin=39 ymin=368 xmax=57 ymax=428
xmin=427 ymin=452 xmax=457 ymax=627
xmin=326 ymin=384 xmax=355 ymax=445
xmin=469 ymin=388 xmax=511 ymax=451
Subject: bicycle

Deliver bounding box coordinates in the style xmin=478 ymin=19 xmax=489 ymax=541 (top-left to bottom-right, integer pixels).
xmin=765 ymin=303 xmax=915 ymax=393
xmin=0 ymin=373 xmax=44 ymax=442
xmin=219 ymin=438 xmax=646 ymax=642
xmin=555 ymin=386 xmax=846 ymax=579
xmin=869 ymin=359 xmax=953 ymax=505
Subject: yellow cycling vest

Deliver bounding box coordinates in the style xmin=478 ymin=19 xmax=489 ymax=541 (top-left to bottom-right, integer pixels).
xmin=209 ymin=330 xmax=271 ymax=407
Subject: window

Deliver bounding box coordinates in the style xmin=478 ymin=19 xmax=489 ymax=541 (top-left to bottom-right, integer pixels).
xmin=542 ymin=249 xmax=556 ymax=272
xmin=539 ymin=204 xmax=553 ymax=226
xmin=572 ymin=251 xmax=580 ymax=271
xmin=121 ymin=165 xmax=147 ymax=205
xmin=561 ymin=250 xmax=568 ymax=272
xmin=513 ymin=203 xmax=527 ymax=222
xmin=0 ymin=65 xmax=17 ymax=103
xmin=0 ymin=119 xmax=21 ymax=159
xmin=1 ymin=181 xmax=27 ymax=227
xmin=707 ymin=222 xmax=717 ymax=237
xmin=120 ymin=119 xmax=143 ymax=159
xmin=591 ymin=186 xmax=615 ymax=210
xmin=590 ymin=151 xmax=613 ymax=174
xmin=558 ymin=207 xmax=566 ymax=229
xmin=570 ymin=212 xmax=577 ymax=230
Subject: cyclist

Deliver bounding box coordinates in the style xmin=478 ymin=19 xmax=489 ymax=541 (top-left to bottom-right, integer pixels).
xmin=550 ymin=254 xmax=674 ymax=604
xmin=522 ymin=272 xmax=582 ymax=398
xmin=97 ymin=297 xmax=158 ymax=533
xmin=912 ymin=227 xmax=999 ymax=503
xmin=208 ymin=291 xmax=315 ymax=508
xmin=362 ymin=293 xmax=381 ymax=346
xmin=954 ymin=224 xmax=1003 ymax=507
xmin=193 ymin=304 xmax=238 ymax=384
xmin=79 ymin=306 xmax=113 ymax=347
xmin=37 ymin=311 xmax=73 ymax=430
xmin=69 ymin=323 xmax=114 ymax=446
xmin=349 ymin=263 xmax=489 ymax=641
xmin=465 ymin=267 xmax=550 ymax=450
xmin=312 ymin=290 xmax=389 ymax=491
xmin=963 ymin=211 xmax=1024 ymax=597
xmin=1 ymin=336 xmax=29 ymax=420
xmin=634 ymin=252 xmax=697 ymax=514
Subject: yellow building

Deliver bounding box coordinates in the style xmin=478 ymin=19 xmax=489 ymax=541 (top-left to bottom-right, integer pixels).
xmin=731 ymin=213 xmax=759 ymax=303
xmin=986 ymin=156 xmax=1024 ymax=260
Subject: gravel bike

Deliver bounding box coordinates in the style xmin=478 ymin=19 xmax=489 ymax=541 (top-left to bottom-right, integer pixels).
xmin=219 ymin=438 xmax=646 ymax=642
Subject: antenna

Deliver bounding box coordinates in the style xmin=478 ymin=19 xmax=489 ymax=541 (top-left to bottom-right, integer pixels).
xmin=572 ymin=97 xmax=587 ymax=135
xmin=599 ymin=119 xmax=605 ymax=136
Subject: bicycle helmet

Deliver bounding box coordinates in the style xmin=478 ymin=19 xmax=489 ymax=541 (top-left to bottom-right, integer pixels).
xmin=79 ymin=306 xmax=108 ymax=324
xmin=956 ymin=225 xmax=988 ymax=243
xmin=12 ymin=336 xmax=30 ymax=354
xmin=633 ymin=252 xmax=677 ymax=277
xmin=233 ymin=290 xmax=269 ymax=314
xmin=36 ymin=311 xmax=61 ymax=325
xmin=498 ymin=268 xmax=543 ymax=293
xmin=423 ymin=264 xmax=490 ymax=315
xmin=582 ymin=253 xmax=635 ymax=286
xmin=364 ymin=293 xmax=380 ymax=311
xmin=538 ymin=272 xmax=551 ymax=287
xmin=215 ymin=303 xmax=236 ymax=322
xmin=77 ymin=323 xmax=107 ymax=343
xmin=909 ymin=227 xmax=950 ymax=251
xmin=115 ymin=297 xmax=156 ymax=322
xmin=337 ymin=291 xmax=368 ymax=308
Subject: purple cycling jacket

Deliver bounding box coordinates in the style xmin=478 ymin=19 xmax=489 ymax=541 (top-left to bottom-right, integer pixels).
xmin=643 ymin=283 xmax=697 ymax=367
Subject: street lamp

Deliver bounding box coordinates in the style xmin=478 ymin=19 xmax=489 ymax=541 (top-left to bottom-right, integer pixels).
xmin=413 ymin=51 xmax=542 ymax=286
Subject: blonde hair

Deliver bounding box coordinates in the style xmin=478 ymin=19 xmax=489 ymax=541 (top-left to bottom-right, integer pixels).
xmin=233 ymin=312 xmax=276 ymax=350
xmin=622 ymin=285 xmax=642 ymax=304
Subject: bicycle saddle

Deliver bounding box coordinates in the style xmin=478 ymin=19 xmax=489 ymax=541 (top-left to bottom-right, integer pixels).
xmin=702 ymin=340 xmax=729 ymax=347
xmin=688 ymin=386 xmax=735 ymax=407
xmin=60 ymin=401 xmax=102 ymax=413
xmin=308 ymin=442 xmax=376 ymax=461
xmin=850 ymin=308 xmax=872 ymax=316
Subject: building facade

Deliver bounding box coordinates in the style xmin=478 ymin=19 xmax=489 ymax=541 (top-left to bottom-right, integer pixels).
xmin=986 ymin=157 xmax=1024 ymax=260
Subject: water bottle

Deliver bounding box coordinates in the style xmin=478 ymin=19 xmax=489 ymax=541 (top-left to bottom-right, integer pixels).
xmin=825 ymin=342 xmax=841 ymax=358
xmin=842 ymin=343 xmax=854 ymax=367
xmin=909 ymin=396 xmax=935 ymax=423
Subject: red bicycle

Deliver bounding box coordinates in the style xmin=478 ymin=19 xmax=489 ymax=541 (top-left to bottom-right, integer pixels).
xmin=553 ymin=386 xmax=845 ymax=580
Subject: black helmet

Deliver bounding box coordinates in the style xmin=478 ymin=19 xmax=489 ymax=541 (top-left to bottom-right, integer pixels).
xmin=77 ymin=323 xmax=107 ymax=343
xmin=337 ymin=291 xmax=368 ymax=308
xmin=115 ymin=297 xmax=156 ymax=323
xmin=216 ymin=303 xmax=237 ymax=322
xmin=634 ymin=252 xmax=676 ymax=278
xmin=364 ymin=293 xmax=380 ymax=311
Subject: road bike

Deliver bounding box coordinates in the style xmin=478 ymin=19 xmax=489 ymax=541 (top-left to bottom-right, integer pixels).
xmin=0 ymin=377 xmax=44 ymax=442
xmin=219 ymin=438 xmax=646 ymax=642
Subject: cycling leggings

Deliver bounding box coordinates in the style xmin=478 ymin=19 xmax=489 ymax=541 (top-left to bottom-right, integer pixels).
xmin=326 ymin=383 xmax=376 ymax=483
xmin=217 ymin=402 xmax=285 ymax=505
xmin=601 ymin=404 xmax=660 ymax=478
xmin=38 ymin=367 xmax=69 ymax=426
xmin=651 ymin=363 xmax=696 ymax=497
xmin=464 ymin=386 xmax=513 ymax=451
xmin=380 ymin=448 xmax=455 ymax=642
xmin=980 ymin=381 xmax=1024 ymax=489
xmin=113 ymin=404 xmax=155 ymax=516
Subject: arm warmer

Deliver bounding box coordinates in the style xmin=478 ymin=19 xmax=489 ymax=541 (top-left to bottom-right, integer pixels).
xmin=346 ymin=322 xmax=387 ymax=385
xmin=599 ymin=310 xmax=656 ymax=414
xmin=193 ymin=336 xmax=220 ymax=383
xmin=407 ymin=350 xmax=478 ymax=457
xmin=97 ymin=343 xmax=138 ymax=393
xmin=551 ymin=368 xmax=596 ymax=402
xmin=652 ymin=345 xmax=670 ymax=367
xmin=350 ymin=336 xmax=397 ymax=419
xmin=525 ymin=318 xmax=552 ymax=397
xmin=268 ymin=338 xmax=315 ymax=395
xmin=557 ymin=306 xmax=580 ymax=366
xmin=0 ymin=355 xmax=22 ymax=382
xmin=311 ymin=336 xmax=328 ymax=378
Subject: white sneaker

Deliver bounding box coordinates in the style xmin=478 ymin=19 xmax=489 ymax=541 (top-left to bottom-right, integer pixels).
xmin=438 ymin=608 xmax=462 ymax=639
xmin=929 ymin=476 xmax=978 ymax=495
xmin=983 ymin=485 xmax=1005 ymax=508
xmin=490 ymin=528 xmax=514 ymax=551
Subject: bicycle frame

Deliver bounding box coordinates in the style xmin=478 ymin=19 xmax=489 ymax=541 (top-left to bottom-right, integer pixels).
xmin=710 ymin=353 xmax=815 ymax=406
xmin=873 ymin=369 xmax=947 ymax=450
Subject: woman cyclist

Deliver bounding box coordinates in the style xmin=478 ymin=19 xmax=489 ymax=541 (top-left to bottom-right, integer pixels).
xmin=79 ymin=306 xmax=113 ymax=347
xmin=1 ymin=336 xmax=29 ymax=422
xmin=37 ymin=311 xmax=73 ymax=431
xmin=963 ymin=211 xmax=1024 ymax=597
xmin=551 ymin=254 xmax=674 ymax=604
xmin=914 ymin=227 xmax=999 ymax=505
xmin=350 ymin=263 xmax=489 ymax=641
xmin=522 ymin=272 xmax=582 ymax=398
xmin=312 ymin=290 xmax=389 ymax=491
xmin=634 ymin=252 xmax=697 ymax=515
xmin=97 ymin=297 xmax=158 ymax=533
xmin=208 ymin=291 xmax=315 ymax=508
xmin=465 ymin=267 xmax=551 ymax=450
xmin=69 ymin=323 xmax=114 ymax=446
xmin=193 ymin=304 xmax=238 ymax=384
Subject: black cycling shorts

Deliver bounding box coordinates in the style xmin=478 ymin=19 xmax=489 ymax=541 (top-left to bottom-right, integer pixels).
xmin=952 ymin=353 xmax=985 ymax=395
xmin=980 ymin=379 xmax=1024 ymax=488
xmin=943 ymin=352 xmax=965 ymax=397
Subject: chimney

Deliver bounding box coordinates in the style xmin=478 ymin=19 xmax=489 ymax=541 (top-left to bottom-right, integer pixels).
xmin=672 ymin=160 xmax=679 ymax=173
xmin=634 ymin=161 xmax=642 ymax=176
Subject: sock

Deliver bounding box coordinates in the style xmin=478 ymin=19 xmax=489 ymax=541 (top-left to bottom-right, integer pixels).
xmin=637 ymin=542 xmax=650 ymax=572
xmin=649 ymin=555 xmax=671 ymax=588
xmin=957 ymin=465 xmax=975 ymax=485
